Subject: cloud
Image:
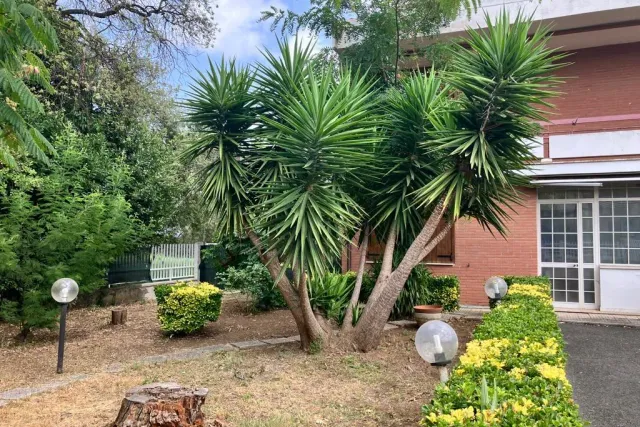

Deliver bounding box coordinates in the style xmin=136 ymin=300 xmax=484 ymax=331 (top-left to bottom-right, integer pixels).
xmin=290 ymin=28 xmax=333 ymax=55
xmin=203 ymin=0 xmax=286 ymax=59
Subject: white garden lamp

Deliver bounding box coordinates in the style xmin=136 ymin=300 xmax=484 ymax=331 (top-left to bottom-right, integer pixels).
xmin=484 ymin=276 xmax=508 ymax=305
xmin=415 ymin=320 xmax=459 ymax=383
xmin=51 ymin=278 xmax=79 ymax=374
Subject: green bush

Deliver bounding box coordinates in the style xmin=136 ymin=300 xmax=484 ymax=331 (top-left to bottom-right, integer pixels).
xmin=308 ymin=271 xmax=356 ymax=323
xmin=424 ymin=274 xmax=460 ymax=312
xmin=219 ymin=263 xmax=286 ymax=311
xmin=503 ymin=275 xmax=550 ymax=288
xmin=361 ymin=260 xmax=460 ymax=320
xmin=157 ymin=281 xmax=222 ymax=334
xmin=421 ymin=280 xmax=585 ymax=426
xmin=489 ymin=275 xmax=551 ymax=309
xmin=154 ymin=283 xmax=186 ymax=305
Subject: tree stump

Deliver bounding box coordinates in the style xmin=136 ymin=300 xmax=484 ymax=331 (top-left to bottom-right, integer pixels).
xmin=111 ymin=309 xmax=128 ymax=325
xmin=112 ymin=382 xmax=208 ymax=427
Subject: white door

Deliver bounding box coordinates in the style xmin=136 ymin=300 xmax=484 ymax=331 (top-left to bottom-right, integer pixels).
xmin=539 ymin=201 xmax=597 ymax=309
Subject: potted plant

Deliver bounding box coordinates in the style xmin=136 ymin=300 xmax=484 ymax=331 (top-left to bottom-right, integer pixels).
xmin=414 ymin=304 xmax=443 ymax=325
xmin=413 ymin=275 xmax=460 ymax=325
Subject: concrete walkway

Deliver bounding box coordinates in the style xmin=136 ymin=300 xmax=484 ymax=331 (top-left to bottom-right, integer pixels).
xmin=561 ymin=323 xmax=640 ymax=427
xmin=452 ymin=306 xmax=640 ymax=328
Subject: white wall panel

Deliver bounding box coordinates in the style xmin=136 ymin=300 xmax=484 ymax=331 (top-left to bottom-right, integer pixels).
xmin=601 ymin=267 xmax=640 ymax=312
xmin=549 ymin=130 xmax=640 ymax=159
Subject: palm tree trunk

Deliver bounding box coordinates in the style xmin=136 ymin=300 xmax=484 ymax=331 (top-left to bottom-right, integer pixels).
xmin=246 ymin=230 xmax=326 ymax=351
xmin=342 ymin=225 xmax=370 ymax=330
xmin=353 ymin=201 xmax=448 ymax=351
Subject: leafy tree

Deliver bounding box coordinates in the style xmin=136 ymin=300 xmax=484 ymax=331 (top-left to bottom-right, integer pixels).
xmin=185 ymin=13 xmax=565 ymax=352
xmin=53 ymin=0 xmax=217 ymax=66
xmin=32 ymin=8 xmax=203 ymax=240
xmin=0 ymin=0 xmax=58 ymax=166
xmin=262 ymin=0 xmax=479 ymax=85
xmin=0 ymin=126 xmax=138 ymax=339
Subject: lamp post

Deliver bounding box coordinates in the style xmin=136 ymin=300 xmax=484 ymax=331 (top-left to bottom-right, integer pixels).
xmin=415 ymin=320 xmax=459 ymax=383
xmin=485 ymin=276 xmax=508 ymax=307
xmin=51 ymin=278 xmax=79 ymax=374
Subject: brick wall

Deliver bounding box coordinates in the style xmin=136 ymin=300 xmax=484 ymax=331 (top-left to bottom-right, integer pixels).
xmin=429 ymin=188 xmax=538 ymax=306
xmin=341 ymin=42 xmax=640 ymax=307
xmin=543 ymin=42 xmax=640 ymax=136
xmin=342 ymin=188 xmax=539 ymax=306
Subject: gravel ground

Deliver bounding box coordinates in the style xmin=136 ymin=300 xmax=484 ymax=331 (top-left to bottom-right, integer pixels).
xmin=561 ymin=322 xmax=640 ymax=427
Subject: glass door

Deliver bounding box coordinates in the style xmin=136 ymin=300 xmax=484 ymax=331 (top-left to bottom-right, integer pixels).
xmin=539 ymin=201 xmax=597 ymax=309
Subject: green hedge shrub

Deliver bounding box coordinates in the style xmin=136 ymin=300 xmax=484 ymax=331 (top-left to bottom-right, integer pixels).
xmin=156 ymin=281 xmax=222 ymax=334
xmin=503 ymin=275 xmax=550 ymax=288
xmin=219 ymin=263 xmax=286 ymax=311
xmin=421 ymin=280 xmax=585 ymax=426
xmin=489 ymin=275 xmax=551 ymax=308
xmin=392 ymin=267 xmax=461 ymax=319
xmin=154 ymin=283 xmax=187 ymax=305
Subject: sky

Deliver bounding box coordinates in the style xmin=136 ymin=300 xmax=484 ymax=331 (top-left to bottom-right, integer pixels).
xmin=168 ymin=0 xmax=331 ymax=92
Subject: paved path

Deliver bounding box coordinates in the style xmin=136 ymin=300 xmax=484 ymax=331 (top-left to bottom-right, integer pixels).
xmin=453 ymin=307 xmax=640 ymax=328
xmin=561 ymin=323 xmax=640 ymax=427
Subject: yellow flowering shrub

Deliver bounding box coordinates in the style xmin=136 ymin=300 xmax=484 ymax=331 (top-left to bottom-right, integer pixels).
xmin=421 ymin=277 xmax=585 ymax=426
xmin=459 ymin=339 xmax=510 ymax=368
xmin=157 ymin=282 xmax=223 ymax=334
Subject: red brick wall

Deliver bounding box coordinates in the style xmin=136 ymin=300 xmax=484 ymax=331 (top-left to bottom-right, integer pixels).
xmin=342 ymin=188 xmax=539 ymax=306
xmin=543 ymin=42 xmax=640 ymax=136
xmin=428 ymin=188 xmax=538 ymax=306
xmin=342 ymin=43 xmax=640 ymax=307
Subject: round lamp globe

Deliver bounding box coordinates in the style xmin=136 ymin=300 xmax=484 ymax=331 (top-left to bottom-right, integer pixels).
xmin=415 ymin=320 xmax=458 ymax=366
xmin=484 ymin=276 xmax=508 ymax=300
xmin=51 ymin=278 xmax=79 ymax=304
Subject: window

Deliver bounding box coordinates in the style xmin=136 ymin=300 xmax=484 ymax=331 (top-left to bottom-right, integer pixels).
xmin=599 ymin=183 xmax=640 ymax=265
xmin=538 ymin=187 xmax=595 ymax=200
xmin=423 ymin=221 xmax=455 ymax=264
xmin=364 ymin=220 xmax=455 ymax=265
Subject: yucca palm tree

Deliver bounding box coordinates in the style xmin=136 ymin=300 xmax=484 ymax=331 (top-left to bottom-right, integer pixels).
xmin=185 ymin=12 xmax=566 ymax=352
xmin=184 ymin=40 xmax=380 ymax=349
xmin=351 ymin=12 xmax=566 ymax=350
xmin=0 ymin=0 xmax=58 ymax=166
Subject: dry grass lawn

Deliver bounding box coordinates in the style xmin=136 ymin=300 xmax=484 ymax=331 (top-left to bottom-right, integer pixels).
xmin=0 ymin=296 xmax=298 ymax=390
xmin=0 ymin=319 xmax=477 ymax=427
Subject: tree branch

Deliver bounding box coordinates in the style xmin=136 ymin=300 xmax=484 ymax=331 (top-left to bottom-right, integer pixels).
xmin=342 ymin=225 xmax=369 ymax=330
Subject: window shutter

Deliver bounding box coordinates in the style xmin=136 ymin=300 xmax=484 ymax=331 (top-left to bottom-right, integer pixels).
xmin=423 ymin=221 xmax=455 ymax=264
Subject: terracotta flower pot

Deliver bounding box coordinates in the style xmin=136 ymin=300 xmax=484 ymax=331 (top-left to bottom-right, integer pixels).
xmin=414 ymin=305 xmax=443 ymax=325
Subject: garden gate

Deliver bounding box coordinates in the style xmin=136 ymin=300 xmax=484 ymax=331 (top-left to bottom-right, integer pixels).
xmin=108 ymin=243 xmax=202 ymax=284
xmin=150 ymin=244 xmax=200 ymax=281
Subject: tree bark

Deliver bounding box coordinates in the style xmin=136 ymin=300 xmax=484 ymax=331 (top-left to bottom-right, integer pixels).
xmin=112 ymin=382 xmax=208 ymax=427
xmin=111 ymin=309 xmax=128 ymax=325
xmin=342 ymin=226 xmax=369 ymax=330
xmin=246 ymin=229 xmax=325 ymax=351
xmin=353 ymin=200 xmax=448 ymax=351
xmin=298 ymin=272 xmax=329 ymax=345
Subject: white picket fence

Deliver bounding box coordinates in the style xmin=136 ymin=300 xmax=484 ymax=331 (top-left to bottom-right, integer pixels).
xmin=150 ymin=243 xmax=201 ymax=282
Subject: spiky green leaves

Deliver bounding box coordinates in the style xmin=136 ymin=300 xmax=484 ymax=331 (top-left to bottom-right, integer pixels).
xmin=374 ymin=72 xmax=446 ymax=244
xmin=183 ymin=40 xmax=380 ymax=279
xmin=182 ymin=58 xmax=257 ymax=236
xmin=257 ymin=67 xmax=379 ymax=279
xmin=0 ymin=0 xmax=58 ymax=166
xmin=414 ymin=12 xmax=566 ymax=235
